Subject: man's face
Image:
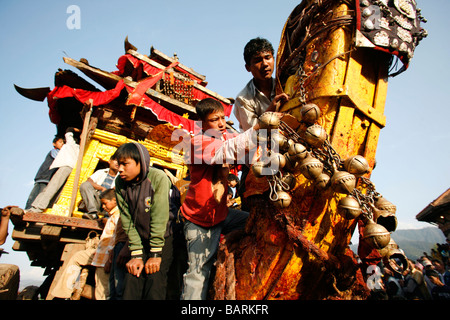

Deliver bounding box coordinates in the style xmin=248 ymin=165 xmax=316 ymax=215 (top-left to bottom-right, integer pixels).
xmin=202 ymin=110 xmax=226 ymax=135
xmin=118 ymin=158 xmax=141 ymax=182
xmin=245 ymin=51 xmax=274 ymax=81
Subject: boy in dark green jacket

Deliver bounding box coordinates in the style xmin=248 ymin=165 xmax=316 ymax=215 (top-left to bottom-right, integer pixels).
xmin=113 ymin=142 xmax=173 ymax=300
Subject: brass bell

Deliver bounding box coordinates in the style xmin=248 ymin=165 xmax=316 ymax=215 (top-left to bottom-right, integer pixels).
xmin=373 ymin=206 xmax=398 ymax=232
xmin=337 ymin=195 xmax=361 ymax=219
xmin=374 ymin=196 xmax=397 ymax=214
xmin=299 ymin=153 xmax=323 ymax=180
xmin=343 ymin=155 xmax=370 ymax=177
xmin=264 ymin=152 xmax=286 ymax=171
xmin=258 ymin=112 xmax=280 ymax=130
xmin=288 ymin=142 xmax=307 ymax=161
xmin=384 ymin=249 xmax=408 ymax=274
xmin=304 ymin=124 xmax=327 ymax=148
xmin=271 ymin=132 xmax=290 ymax=152
xmin=283 ymin=152 xmax=298 ymax=172
xmin=331 ymin=170 xmax=356 ymax=194
xmin=274 ymin=191 xmax=292 ymax=208
xmin=362 ymin=221 xmax=391 ymax=249
xmin=251 ymin=161 xmax=266 ymax=178
xmin=300 ymin=103 xmax=321 ymax=124
xmin=378 ymin=237 xmax=399 ymax=258
xmin=314 ymin=173 xmax=331 ymax=190
xmin=281 ymin=173 xmax=297 ymax=191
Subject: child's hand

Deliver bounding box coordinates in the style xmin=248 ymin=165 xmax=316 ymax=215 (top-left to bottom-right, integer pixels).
xmin=126 ymin=258 xmax=144 ymax=277
xmin=145 ymin=257 xmax=161 ymax=274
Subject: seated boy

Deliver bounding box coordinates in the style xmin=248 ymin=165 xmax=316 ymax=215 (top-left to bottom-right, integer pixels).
xmin=50 ymin=189 xmax=120 ymax=300
xmin=113 ymin=142 xmax=173 ymax=300
xmin=180 ymin=98 xmax=279 ymax=300
xmin=79 ymin=155 xmax=119 ymax=219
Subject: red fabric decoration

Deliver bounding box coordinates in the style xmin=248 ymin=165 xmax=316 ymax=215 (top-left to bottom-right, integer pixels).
xmin=125 ymin=84 xmax=198 ymax=133
xmin=46 ymin=80 xmax=126 ymax=124
xmin=114 ymin=54 xmax=233 ymax=116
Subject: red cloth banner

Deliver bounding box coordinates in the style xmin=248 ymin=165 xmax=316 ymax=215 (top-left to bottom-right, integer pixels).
xmin=125 ymin=84 xmax=197 ymax=133
xmin=46 ymin=80 xmax=126 ymax=124
xmin=114 ymin=54 xmax=233 ymax=116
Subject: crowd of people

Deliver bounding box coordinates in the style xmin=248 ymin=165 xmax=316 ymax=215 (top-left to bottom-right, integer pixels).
xmin=366 ymin=243 xmax=450 ymax=300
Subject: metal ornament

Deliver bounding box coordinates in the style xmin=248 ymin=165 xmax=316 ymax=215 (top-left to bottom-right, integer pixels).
xmin=362 ymin=221 xmax=391 ymax=250
xmin=258 ymin=112 xmax=280 ymax=130
xmin=374 ymin=195 xmax=397 ymax=214
xmin=281 ymin=173 xmax=297 ymax=191
xmin=315 ymin=173 xmax=331 ymax=190
xmin=304 ymin=124 xmax=327 ymax=148
xmin=264 ymin=152 xmax=286 ymax=171
xmin=331 ymin=170 xmax=356 ymax=194
xmin=299 ymin=153 xmax=324 ymax=180
xmin=274 ymin=190 xmax=292 ymax=208
xmin=372 ymin=205 xmax=398 ymax=232
xmin=384 ymin=248 xmax=409 ymax=274
xmin=288 ymin=142 xmax=307 ymax=161
xmin=272 ymin=132 xmax=290 ymax=152
xmin=344 ymin=155 xmax=370 ymax=177
xmin=283 ymin=152 xmax=298 ymax=172
xmin=337 ymin=195 xmax=362 ymax=220
xmin=378 ymin=237 xmax=399 ymax=258
xmin=300 ymin=103 xmax=321 ymax=124
xmin=251 ymin=161 xmax=266 ymax=178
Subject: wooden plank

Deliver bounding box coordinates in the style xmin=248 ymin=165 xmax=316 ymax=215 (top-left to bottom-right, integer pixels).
xmin=149 ymin=47 xmax=206 ymax=81
xmin=40 ymin=225 xmax=62 ymax=241
xmin=21 ymin=211 xmax=103 ymax=230
xmin=12 ymin=228 xmax=87 ymax=244
xmin=69 ymin=102 xmax=93 ymax=216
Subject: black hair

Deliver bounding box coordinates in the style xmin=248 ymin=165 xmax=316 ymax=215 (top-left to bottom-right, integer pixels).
xmin=99 ymin=188 xmax=116 ymax=201
xmin=113 ymin=142 xmax=141 ymax=164
xmin=243 ymin=37 xmax=274 ymax=66
xmin=53 ymin=136 xmax=64 ymax=144
xmin=227 ymin=173 xmax=239 ymax=183
xmin=195 ymin=98 xmax=224 ymax=121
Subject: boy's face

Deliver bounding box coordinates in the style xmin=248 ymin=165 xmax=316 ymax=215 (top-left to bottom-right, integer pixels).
xmin=53 ymin=139 xmax=64 ymax=150
xmin=245 ymin=51 xmax=274 ymax=82
xmin=101 ymin=198 xmax=117 ymax=213
xmin=117 ymin=158 xmax=141 ymax=182
xmin=109 ymin=158 xmax=119 ymax=171
xmin=202 ymin=110 xmax=226 ymax=134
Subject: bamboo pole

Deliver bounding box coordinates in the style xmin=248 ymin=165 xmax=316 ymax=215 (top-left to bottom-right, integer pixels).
xmin=68 ymin=100 xmax=93 ymax=216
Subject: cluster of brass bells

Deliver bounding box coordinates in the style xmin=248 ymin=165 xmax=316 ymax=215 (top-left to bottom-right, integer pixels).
xmin=254 ymin=104 xmax=399 ymax=251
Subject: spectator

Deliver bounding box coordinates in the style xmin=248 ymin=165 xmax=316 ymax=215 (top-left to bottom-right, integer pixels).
xmin=25 ymin=136 xmax=64 ymax=209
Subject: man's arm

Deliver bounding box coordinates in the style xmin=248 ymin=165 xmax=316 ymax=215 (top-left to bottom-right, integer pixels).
xmin=233 ymin=97 xmax=258 ymax=132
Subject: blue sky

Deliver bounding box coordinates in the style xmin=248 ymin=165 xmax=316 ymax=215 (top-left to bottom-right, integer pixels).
xmin=0 ymin=1 xmax=448 ymax=286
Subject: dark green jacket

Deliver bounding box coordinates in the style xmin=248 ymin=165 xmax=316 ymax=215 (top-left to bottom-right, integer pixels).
xmin=115 ymin=143 xmax=171 ymax=256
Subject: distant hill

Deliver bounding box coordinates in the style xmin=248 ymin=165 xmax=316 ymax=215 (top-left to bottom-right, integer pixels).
xmin=351 ymin=227 xmax=446 ymax=261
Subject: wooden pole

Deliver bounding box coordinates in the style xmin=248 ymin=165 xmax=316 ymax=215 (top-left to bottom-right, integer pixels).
xmin=68 ymin=100 xmax=93 ymax=216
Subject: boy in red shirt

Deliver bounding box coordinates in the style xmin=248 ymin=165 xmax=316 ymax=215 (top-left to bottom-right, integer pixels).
xmin=180 ymin=98 xmax=274 ymax=300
